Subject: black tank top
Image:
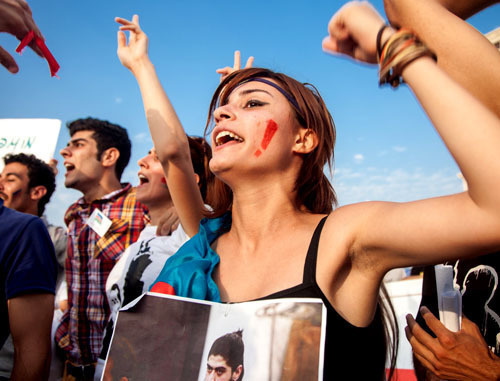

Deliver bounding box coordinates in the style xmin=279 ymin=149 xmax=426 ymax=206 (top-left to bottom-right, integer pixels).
xmin=259 ymin=216 xmax=387 ymax=380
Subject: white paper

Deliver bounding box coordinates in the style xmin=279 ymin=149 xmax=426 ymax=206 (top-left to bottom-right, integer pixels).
xmin=0 ymin=119 xmax=61 ymax=171
xmin=87 ymin=208 xmax=112 ymax=237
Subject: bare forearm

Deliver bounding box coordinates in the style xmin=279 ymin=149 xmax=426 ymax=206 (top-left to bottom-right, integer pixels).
xmin=11 ymin=346 xmax=50 ymax=381
xmin=131 ymin=58 xmax=189 ymax=161
xmin=433 ymin=0 xmax=498 ymax=19
xmin=403 ymin=57 xmax=500 ymax=216
xmin=130 ymin=58 xmax=205 ymax=235
xmin=9 ymin=294 xmax=53 ymax=381
xmin=384 ymin=0 xmax=500 ymax=117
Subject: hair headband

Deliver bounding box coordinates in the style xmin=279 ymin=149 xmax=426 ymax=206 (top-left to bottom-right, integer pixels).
xmin=238 ymin=78 xmax=301 ymax=111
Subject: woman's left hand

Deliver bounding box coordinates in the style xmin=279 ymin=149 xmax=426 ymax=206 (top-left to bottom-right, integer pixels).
xmin=322 ymin=1 xmax=390 ymax=64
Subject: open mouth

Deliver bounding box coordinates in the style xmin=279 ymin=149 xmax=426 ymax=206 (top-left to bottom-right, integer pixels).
xmin=138 ymin=174 xmax=149 ymax=185
xmin=64 ymin=163 xmax=75 ymax=173
xmin=215 ymin=131 xmax=244 ymax=147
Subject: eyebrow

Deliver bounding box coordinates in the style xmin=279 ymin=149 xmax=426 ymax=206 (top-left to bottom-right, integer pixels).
xmin=206 ymin=364 xmax=227 ymax=372
xmin=4 ymin=172 xmax=22 ymax=179
xmin=236 ymin=88 xmax=274 ymax=99
xmin=67 ymin=138 xmax=88 ymax=146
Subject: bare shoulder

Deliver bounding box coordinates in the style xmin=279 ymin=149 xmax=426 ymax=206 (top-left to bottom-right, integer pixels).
xmin=320 ymin=201 xmax=390 ymax=254
xmin=315 ymin=202 xmax=391 ymax=325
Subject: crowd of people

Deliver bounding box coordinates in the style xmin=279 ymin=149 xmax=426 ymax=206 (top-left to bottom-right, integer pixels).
xmin=1 ymin=0 xmax=500 ymax=380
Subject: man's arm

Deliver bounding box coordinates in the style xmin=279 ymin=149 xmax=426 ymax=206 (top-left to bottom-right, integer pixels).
xmin=406 ymin=307 xmax=500 ymax=380
xmin=383 ymin=0 xmax=500 ymax=118
xmin=8 ymin=293 xmax=54 ymax=381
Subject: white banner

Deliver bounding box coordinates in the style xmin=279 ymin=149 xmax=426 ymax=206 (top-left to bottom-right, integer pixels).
xmin=0 ymin=119 xmax=61 ymax=171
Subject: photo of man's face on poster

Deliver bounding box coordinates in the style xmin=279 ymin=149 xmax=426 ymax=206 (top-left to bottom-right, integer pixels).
xmin=205 ymin=330 xmax=244 ymax=381
xmin=104 ymin=295 xmax=325 ymax=381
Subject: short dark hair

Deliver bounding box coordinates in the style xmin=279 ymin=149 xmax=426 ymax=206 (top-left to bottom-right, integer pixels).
xmin=67 ymin=117 xmax=131 ymax=180
xmin=208 ymin=330 xmax=244 ymax=380
xmin=3 ymin=153 xmax=56 ymax=216
xmin=187 ymin=136 xmax=213 ymax=201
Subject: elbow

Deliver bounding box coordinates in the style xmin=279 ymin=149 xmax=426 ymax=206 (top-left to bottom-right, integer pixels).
xmin=158 ymin=138 xmax=190 ymax=166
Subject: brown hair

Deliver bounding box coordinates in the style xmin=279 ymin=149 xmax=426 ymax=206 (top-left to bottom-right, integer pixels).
xmin=204 ymin=68 xmax=337 ymax=217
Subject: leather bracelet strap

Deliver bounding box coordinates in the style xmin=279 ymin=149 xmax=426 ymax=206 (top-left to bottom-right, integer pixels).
xmin=376 ymin=24 xmax=390 ymax=61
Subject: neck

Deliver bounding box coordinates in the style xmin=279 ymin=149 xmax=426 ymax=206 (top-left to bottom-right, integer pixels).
xmin=229 ymin=176 xmax=302 ymax=243
xmin=145 ymin=199 xmax=174 ymax=226
xmin=25 ymin=203 xmax=39 ymax=217
xmin=81 ymin=176 xmax=123 ymax=203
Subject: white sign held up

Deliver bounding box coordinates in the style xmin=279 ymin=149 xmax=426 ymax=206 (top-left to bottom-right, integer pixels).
xmin=0 ymin=118 xmax=61 ymax=171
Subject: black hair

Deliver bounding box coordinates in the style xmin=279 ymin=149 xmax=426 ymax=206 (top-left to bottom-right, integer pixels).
xmin=208 ymin=330 xmax=244 ymax=380
xmin=67 ymin=117 xmax=131 ymax=180
xmin=3 ymin=153 xmax=56 ymax=216
xmin=187 ymin=136 xmax=213 ymax=201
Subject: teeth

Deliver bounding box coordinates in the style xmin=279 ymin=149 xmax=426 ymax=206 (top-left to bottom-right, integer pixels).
xmin=138 ymin=174 xmax=149 ymax=184
xmin=64 ymin=163 xmax=74 ymax=169
xmin=215 ymin=131 xmax=244 ymax=146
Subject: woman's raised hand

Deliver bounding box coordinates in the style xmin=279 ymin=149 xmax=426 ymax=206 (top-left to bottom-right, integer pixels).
xmin=115 ymin=15 xmax=149 ymax=72
xmin=322 ymin=1 xmax=391 ymax=64
xmin=216 ymin=50 xmax=254 ymax=82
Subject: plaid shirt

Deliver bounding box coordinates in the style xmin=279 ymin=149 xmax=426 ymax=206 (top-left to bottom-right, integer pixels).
xmin=55 ymin=184 xmax=149 ymax=365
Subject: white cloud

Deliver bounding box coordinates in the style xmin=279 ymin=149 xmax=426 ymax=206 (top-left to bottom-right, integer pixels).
xmin=353 ymin=153 xmax=364 ymax=163
xmin=115 ymin=97 xmax=123 ymax=104
xmin=392 ymin=145 xmax=407 ymax=153
xmin=378 ymin=150 xmax=389 ymax=157
xmin=133 ymin=132 xmax=151 ymax=144
xmin=331 ymin=166 xmax=462 ymax=206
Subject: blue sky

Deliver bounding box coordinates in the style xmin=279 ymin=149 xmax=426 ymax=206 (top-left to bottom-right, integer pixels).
xmin=1 ymin=1 xmax=498 ymax=226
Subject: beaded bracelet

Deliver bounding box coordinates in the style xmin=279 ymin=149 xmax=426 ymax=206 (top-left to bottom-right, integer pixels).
xmin=379 ymin=28 xmax=436 ymax=88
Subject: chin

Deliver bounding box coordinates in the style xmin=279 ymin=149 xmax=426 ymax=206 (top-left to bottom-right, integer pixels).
xmin=135 ymin=193 xmax=148 ymax=204
xmin=209 ymin=156 xmax=234 ymax=176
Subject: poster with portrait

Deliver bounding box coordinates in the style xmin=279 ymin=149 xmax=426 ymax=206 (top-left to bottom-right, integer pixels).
xmin=0 ymin=119 xmax=61 ymax=171
xmin=102 ymin=293 xmax=326 ymax=381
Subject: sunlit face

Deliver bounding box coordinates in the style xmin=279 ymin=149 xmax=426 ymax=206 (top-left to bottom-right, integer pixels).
xmin=209 ymin=80 xmax=300 ymax=177
xmin=60 ymin=130 xmax=104 ymax=192
xmin=205 ymin=355 xmax=241 ymax=381
xmin=136 ymin=148 xmax=170 ymax=207
xmin=0 ymin=162 xmax=32 ymax=212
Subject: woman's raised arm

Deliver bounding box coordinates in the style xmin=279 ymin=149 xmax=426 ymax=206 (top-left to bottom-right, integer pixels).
xmin=115 ymin=15 xmax=205 ymax=236
xmin=322 ymin=2 xmax=500 ymax=275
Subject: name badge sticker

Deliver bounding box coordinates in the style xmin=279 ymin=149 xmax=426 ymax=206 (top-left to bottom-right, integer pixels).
xmin=87 ymin=208 xmax=112 ymax=237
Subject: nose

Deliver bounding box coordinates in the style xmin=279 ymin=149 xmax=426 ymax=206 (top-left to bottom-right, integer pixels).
xmin=60 ymin=146 xmax=70 ymax=158
xmin=137 ymin=155 xmax=148 ymax=168
xmin=213 ymin=104 xmax=235 ymax=124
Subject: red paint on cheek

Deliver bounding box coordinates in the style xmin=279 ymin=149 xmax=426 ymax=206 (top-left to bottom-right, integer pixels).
xmin=161 ymin=178 xmax=167 ymax=184
xmin=261 ymin=120 xmax=278 ymax=149
xmin=254 ymin=120 xmax=278 ymax=157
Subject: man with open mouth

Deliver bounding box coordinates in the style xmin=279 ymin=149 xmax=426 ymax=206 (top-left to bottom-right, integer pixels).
xmin=55 ymin=117 xmax=149 ymax=381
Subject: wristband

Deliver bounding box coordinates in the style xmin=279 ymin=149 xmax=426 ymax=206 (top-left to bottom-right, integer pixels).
xmin=376 ymin=24 xmax=390 ymax=61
